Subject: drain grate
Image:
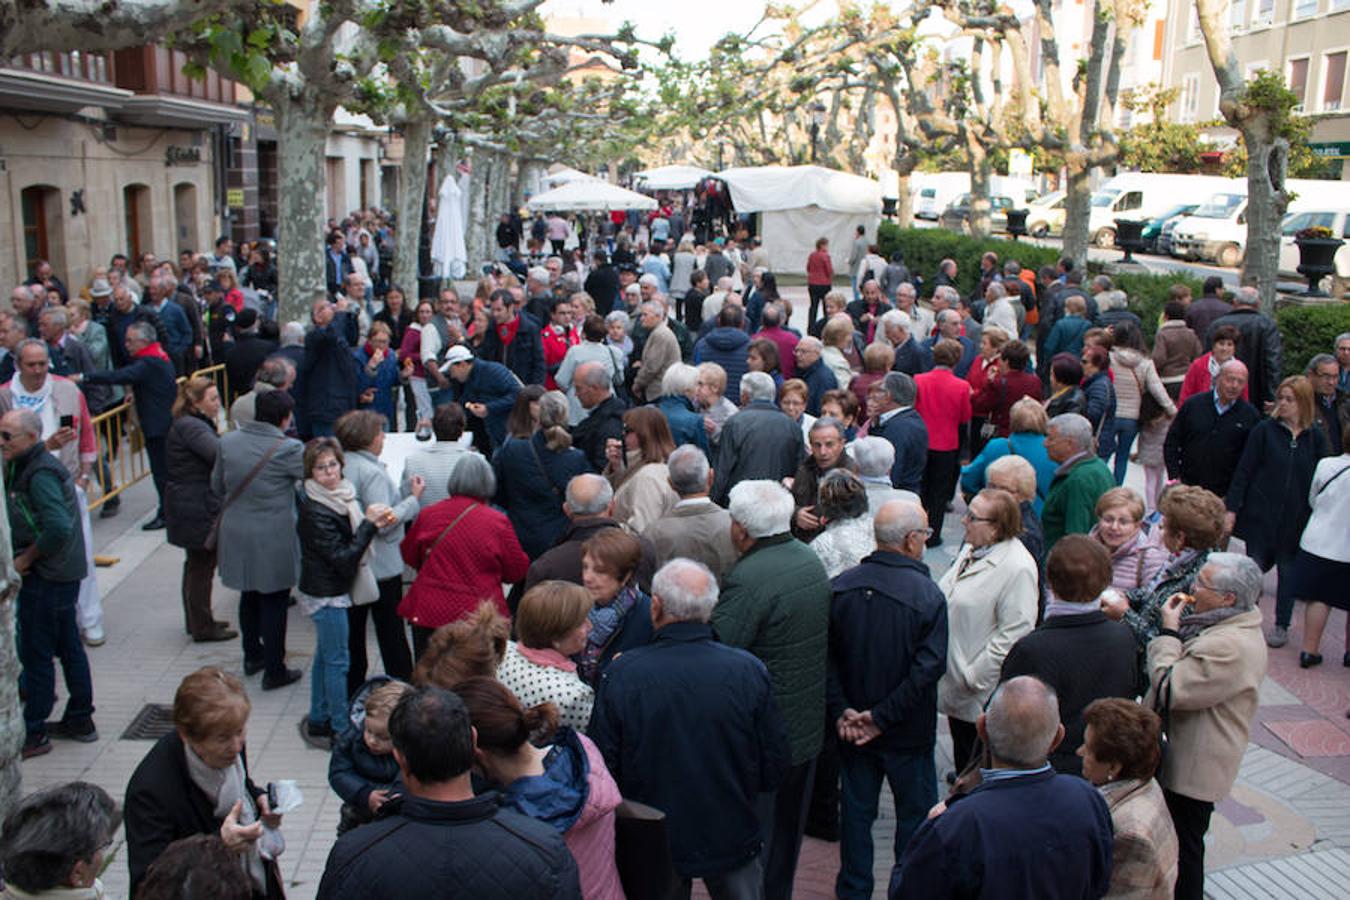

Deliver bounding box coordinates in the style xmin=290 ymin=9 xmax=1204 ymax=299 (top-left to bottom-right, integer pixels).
xmin=121 ymin=703 xmax=175 ymax=740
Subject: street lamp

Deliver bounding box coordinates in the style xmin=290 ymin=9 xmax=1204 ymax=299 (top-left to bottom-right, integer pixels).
xmin=810 ymin=101 xmax=827 ymax=163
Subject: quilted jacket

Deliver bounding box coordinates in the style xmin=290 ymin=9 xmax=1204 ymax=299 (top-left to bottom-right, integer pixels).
xmin=713 ymin=533 xmax=832 ymax=765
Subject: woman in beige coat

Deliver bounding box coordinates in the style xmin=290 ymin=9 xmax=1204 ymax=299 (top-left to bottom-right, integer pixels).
xmin=603 ymin=406 xmax=677 ymax=534
xmin=937 ymin=488 xmax=1040 ymax=772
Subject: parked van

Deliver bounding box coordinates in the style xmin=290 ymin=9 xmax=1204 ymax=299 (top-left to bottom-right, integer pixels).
xmin=1278 ymin=209 xmax=1350 ymax=296
xmin=1088 ymin=173 xmax=1238 ymax=248
xmin=1171 ymin=179 xmax=1350 ymax=268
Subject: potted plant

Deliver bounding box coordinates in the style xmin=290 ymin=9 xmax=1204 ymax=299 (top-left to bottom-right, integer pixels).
xmin=1294 ymin=225 xmax=1344 ymax=297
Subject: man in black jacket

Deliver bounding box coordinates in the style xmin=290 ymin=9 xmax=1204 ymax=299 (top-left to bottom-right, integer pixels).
xmin=712 ymin=371 xmax=805 ymax=504
xmin=522 ymin=473 xmax=658 ymax=594
xmin=1185 ymin=276 xmax=1231 ymax=344
xmin=302 ymin=299 xmax=359 ymax=438
xmin=569 ymin=362 xmax=627 ymax=473
xmin=828 ymin=500 xmax=947 ymax=900
xmin=223 ymin=309 xmax=278 ymax=401
xmin=1164 ymin=359 xmax=1260 ymax=498
xmin=866 ymin=372 xmax=929 ymax=494
xmin=478 ymin=289 xmax=546 ymax=387
xmin=317 ymin=685 xmax=581 ymax=900
xmin=1205 ymin=286 xmax=1283 ymax=412
xmin=583 ymin=251 xmax=621 ymax=317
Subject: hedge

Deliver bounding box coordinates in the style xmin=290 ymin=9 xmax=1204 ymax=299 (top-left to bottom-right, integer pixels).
xmin=1276 ymin=302 xmax=1350 ymax=377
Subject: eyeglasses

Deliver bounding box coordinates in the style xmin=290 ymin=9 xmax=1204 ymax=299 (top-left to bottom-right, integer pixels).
xmin=962 ymin=511 xmax=995 ymax=523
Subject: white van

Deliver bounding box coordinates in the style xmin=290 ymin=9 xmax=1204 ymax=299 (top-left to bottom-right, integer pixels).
xmin=1171 ymin=179 xmax=1350 ymax=267
xmin=1088 ymin=173 xmax=1238 ymax=248
xmin=1278 ymin=209 xmax=1350 ymax=293
xmin=914 ymin=173 xmax=970 ymax=220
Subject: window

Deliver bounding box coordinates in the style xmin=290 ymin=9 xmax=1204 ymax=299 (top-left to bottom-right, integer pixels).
xmin=1117 ymin=191 xmax=1144 ymax=212
xmin=1253 ymin=0 xmax=1275 ymax=24
xmin=1325 ymin=51 xmax=1347 ymax=110
xmin=1180 ymin=73 xmax=1200 ymax=122
xmin=20 ymin=186 xmax=63 ymax=279
xmin=1290 ymin=58 xmax=1311 ymax=109
xmin=1230 ymin=0 xmax=1247 ymax=30
xmin=1333 ymin=0 xmax=1350 ymax=11
xmin=1293 ymin=0 xmax=1319 ymax=19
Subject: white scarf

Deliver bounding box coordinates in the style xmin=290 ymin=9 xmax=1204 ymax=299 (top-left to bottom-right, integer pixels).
xmin=9 ymin=375 xmax=57 ymax=439
xmin=184 ymin=746 xmax=267 ymax=893
xmin=303 ymin=478 xmax=379 ymax=605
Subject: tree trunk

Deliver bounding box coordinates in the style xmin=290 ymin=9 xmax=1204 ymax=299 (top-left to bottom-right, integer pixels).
xmin=894 ymin=154 xmax=919 ymax=229
xmin=274 ymin=94 xmax=333 ymax=324
xmin=394 ymin=117 xmax=432 ymax=296
xmin=968 ymin=138 xmax=993 ymax=240
xmin=0 ymin=475 xmax=24 ymax=824
xmin=1241 ymin=125 xmax=1288 ymax=314
xmin=1062 ymin=154 xmax=1093 ymax=268
xmin=465 ymin=146 xmax=490 ymax=271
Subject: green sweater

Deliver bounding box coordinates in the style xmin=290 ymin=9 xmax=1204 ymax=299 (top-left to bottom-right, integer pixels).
xmin=713 ymin=533 xmax=832 ymax=766
xmin=1042 ymin=454 xmax=1116 ymax=551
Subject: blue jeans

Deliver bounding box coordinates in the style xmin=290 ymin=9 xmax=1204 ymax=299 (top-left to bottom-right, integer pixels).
xmin=836 ymin=744 xmax=935 ymax=900
xmin=1098 ymin=417 xmax=1139 ymax=485
xmin=17 ymin=575 xmax=93 ymax=739
xmin=309 ymin=605 xmax=350 ymax=731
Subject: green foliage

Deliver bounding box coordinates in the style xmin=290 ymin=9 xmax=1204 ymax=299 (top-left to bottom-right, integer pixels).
xmin=1107 ymin=271 xmax=1205 ymax=340
xmin=1276 ymin=303 xmax=1350 ymax=377
xmin=1118 ymin=86 xmax=1205 ymax=173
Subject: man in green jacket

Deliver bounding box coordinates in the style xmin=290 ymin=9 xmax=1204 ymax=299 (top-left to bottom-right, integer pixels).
xmin=714 ymin=479 xmax=831 ymax=900
xmin=1043 ymin=413 xmax=1116 ymax=551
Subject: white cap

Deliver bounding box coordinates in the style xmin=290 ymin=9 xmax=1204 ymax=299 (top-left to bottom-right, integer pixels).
xmin=439 ymin=345 xmax=475 ymax=371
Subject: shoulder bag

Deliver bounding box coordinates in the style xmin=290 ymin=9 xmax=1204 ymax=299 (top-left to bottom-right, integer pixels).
xmin=204 ymin=436 xmax=288 ymax=550
xmin=419 ymin=502 xmax=479 ymax=567
xmin=526 ymin=435 xmax=565 ymax=501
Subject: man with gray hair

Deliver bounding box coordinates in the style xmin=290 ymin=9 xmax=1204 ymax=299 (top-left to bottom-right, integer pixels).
xmin=140 ymin=271 xmax=193 ymax=374
xmin=590 ymin=557 xmax=790 ymax=898
xmin=828 ymin=499 xmax=946 ymax=898
xmin=1307 ymin=352 xmax=1348 ymax=455
xmin=1096 ymin=289 xmax=1142 ymax=333
xmin=656 ymin=362 xmax=709 ymax=454
xmin=230 ymin=355 xmax=297 ymax=427
xmin=1205 ymin=285 xmax=1282 ymax=411
xmin=891 ymin=676 xmax=1113 ymax=900
xmin=523 ymin=472 xmax=658 ymax=594
xmin=524 ymin=265 xmax=553 ymax=324
xmin=880 ymin=309 xmax=933 ymax=376
xmin=1145 ymin=552 xmax=1266 ymax=900
xmin=569 ymin=360 xmax=628 ymax=473
xmin=852 ymin=436 xmax=921 ymax=512
xmin=1042 ymin=412 xmax=1115 ymax=550
xmin=643 ymin=445 xmax=737 ymax=579
xmin=711 ymin=371 xmax=804 ymax=504
xmin=632 ymin=299 xmax=680 ymax=402
xmin=716 ymin=480 xmax=831 ymax=899
xmin=866 ymin=372 xmax=928 ymax=494
xmin=1336 ymin=331 xmax=1350 ymax=392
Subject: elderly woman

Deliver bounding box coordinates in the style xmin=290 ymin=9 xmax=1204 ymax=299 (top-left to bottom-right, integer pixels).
xmin=576 ymin=529 xmax=652 ymax=686
xmin=972 ymin=340 xmax=1043 ymax=441
xmin=1226 ymin=375 xmax=1329 ymax=650
xmin=455 ymin=677 xmax=625 ymax=900
xmin=852 ymin=435 xmax=920 ymax=512
xmin=966 ymin=326 xmax=1011 ymax=452
xmin=850 ymin=342 xmax=895 ymax=417
xmin=938 ymin=488 xmax=1040 ymax=772
xmin=1144 ymin=553 xmax=1266 ymax=900
xmin=985 ymin=454 xmax=1046 ymax=567
xmin=779 ymin=378 xmax=816 ymax=447
xmin=400 ymin=453 xmax=529 ymax=657
xmin=494 ymin=390 xmax=590 ymax=558
xmin=604 ymin=310 xmax=632 ymax=358
xmin=497 ymin=581 xmax=596 ymax=731
xmin=0 ymin=783 xmax=120 ymax=898
xmin=125 ymin=667 xmax=286 ymax=898
xmin=1104 ymin=484 xmax=1227 ymax=656
xmin=809 ymin=469 xmax=876 ymax=578
xmin=166 ymin=375 xmax=234 ymax=643
xmin=603 ymin=406 xmax=677 ymax=534
xmin=1295 ymin=422 xmax=1350 ymax=668
xmin=820 ymin=389 xmax=860 ymax=442
xmin=1045 ymin=353 xmax=1088 ymax=418
xmin=1179 ymin=324 xmax=1248 ymax=405
xmin=960 ymin=396 xmax=1054 ymax=515
xmin=67 ymin=298 xmax=113 ymax=377
xmin=1001 ymin=536 xmax=1140 ymax=776
xmin=1078 ymin=699 xmax=1179 ymax=899
xmin=821 ymin=316 xmax=861 ymax=389
xmin=811 ymin=289 xmax=850 ymax=339
xmin=213 ymin=390 xmax=305 ymax=690
xmin=334 ymin=410 xmax=419 ymax=693
xmin=1091 ymin=487 xmax=1168 ymax=592
xmin=295 ymin=437 xmax=385 ymax=749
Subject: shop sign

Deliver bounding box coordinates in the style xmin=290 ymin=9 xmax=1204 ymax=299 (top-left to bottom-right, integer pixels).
xmin=166 ymin=145 xmax=202 ymax=166
xmin=226 ymin=188 xmax=245 ymax=209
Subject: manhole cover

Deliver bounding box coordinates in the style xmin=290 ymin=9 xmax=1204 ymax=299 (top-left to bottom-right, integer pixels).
xmin=121 ymin=703 xmax=175 ymax=740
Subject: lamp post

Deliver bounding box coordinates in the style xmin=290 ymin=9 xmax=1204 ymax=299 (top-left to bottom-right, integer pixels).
xmin=810 ymin=101 xmax=827 ymax=163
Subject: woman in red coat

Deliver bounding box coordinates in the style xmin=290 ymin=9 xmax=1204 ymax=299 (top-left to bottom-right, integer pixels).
xmin=972 ymin=340 xmax=1044 ymax=438
xmin=1179 ymin=324 xmax=1249 ymax=406
xmin=915 ymin=339 xmax=974 ymax=546
xmin=400 ymin=453 xmax=528 ymax=658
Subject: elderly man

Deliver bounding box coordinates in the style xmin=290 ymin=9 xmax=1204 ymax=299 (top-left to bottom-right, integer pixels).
xmin=569 ymin=361 xmax=628 ymax=473
xmin=524 ymin=473 xmax=658 ymax=593
xmin=695 ymin=305 xmax=752 ymax=401
xmin=895 ymin=283 xmax=934 ymax=339
xmin=524 ymin=265 xmax=554 ymax=324
xmin=77 ymin=321 xmax=177 ymax=529
xmin=829 ymin=500 xmax=947 ymax=899
xmin=866 ymin=372 xmax=928 ymax=494
xmin=420 ymin=289 xmax=466 ymax=392
xmin=1164 ymin=359 xmax=1260 ymax=499
xmin=852 ymin=436 xmax=921 ymax=513
xmin=478 ymin=288 xmax=546 ymax=387
xmin=642 ymin=444 xmax=737 ymax=579
xmin=712 ymin=371 xmax=804 ymax=504
xmin=1042 ymin=413 xmax=1116 ymax=550
xmin=1145 ymin=553 xmax=1267 ymax=900
xmin=631 ymin=300 xmax=680 ymax=403
xmin=1096 ymin=289 xmax=1141 ymax=333
xmin=300 ymin=297 xmax=359 ymax=438
xmin=879 ymin=310 xmax=932 ymax=376
xmin=230 ymin=355 xmax=295 ymax=427
xmin=792 ymin=336 xmax=839 ymax=417
xmin=702 ymin=275 xmax=736 ymax=324
xmin=982 ymin=282 xmax=1019 ymax=341
xmin=1337 ymin=331 xmax=1350 ymax=393
xmin=846 ymin=280 xmax=893 ymax=342
xmin=26 ymin=258 xmax=68 ymax=304
xmin=590 ymin=559 xmax=790 ymax=898
xmin=716 ymin=480 xmax=831 ymax=900
xmin=695 ymin=362 xmax=739 ymax=445
xmin=791 ymin=417 xmax=856 ymax=543
xmin=441 ymin=344 xmax=520 ymax=452
xmin=11 ymin=284 xmax=45 ymax=337
xmin=891 ymin=676 xmax=1113 ymax=900
xmin=1308 ymin=352 xmax=1349 ymax=455
xmin=141 ymin=273 xmax=193 ymax=374
xmin=318 ymin=686 xmax=580 ymax=899
xmin=924 ymin=309 xmax=977 ymax=378
xmin=3 ymin=408 xmax=96 ymax=758
xmin=1206 ymin=286 xmax=1282 ymax=411
xmin=654 ymin=363 xmax=709 ymax=456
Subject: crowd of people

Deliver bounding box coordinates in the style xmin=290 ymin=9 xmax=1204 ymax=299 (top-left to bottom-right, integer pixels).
xmin=2 ymin=209 xmax=1350 ymax=900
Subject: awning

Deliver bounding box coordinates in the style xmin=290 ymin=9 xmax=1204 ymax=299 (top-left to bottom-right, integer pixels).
xmin=527 ymin=180 xmax=657 ymax=212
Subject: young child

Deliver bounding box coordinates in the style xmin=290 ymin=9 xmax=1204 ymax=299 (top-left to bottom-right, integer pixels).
xmin=328 ymin=679 xmax=409 ymax=834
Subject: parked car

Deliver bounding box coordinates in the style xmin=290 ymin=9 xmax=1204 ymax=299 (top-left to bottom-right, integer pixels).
xmin=1157 ymin=215 xmax=1190 ymax=258
xmin=940 ymin=193 xmax=1015 ymax=233
xmin=1140 ymin=203 xmax=1198 ymax=254
xmin=1024 ymin=191 xmax=1067 ymax=238
xmin=1170 ymin=180 xmax=1350 ymax=267
xmin=1087 ymin=173 xmax=1237 ymax=249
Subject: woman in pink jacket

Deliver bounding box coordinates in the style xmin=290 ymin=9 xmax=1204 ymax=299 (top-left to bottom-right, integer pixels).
xmin=456 ymin=676 xmax=625 ymax=899
xmin=1090 ymin=487 xmax=1168 ymax=592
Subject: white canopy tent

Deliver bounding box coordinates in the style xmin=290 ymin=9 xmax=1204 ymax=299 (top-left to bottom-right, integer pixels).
xmin=541 ymin=166 xmax=599 ymax=188
xmin=716 ymin=165 xmax=883 ymax=275
xmin=526 ymin=180 xmax=657 ymax=213
xmin=633 ymin=164 xmax=714 ymax=191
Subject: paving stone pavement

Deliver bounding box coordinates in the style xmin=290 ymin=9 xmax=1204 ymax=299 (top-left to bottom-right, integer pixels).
xmin=15 ymin=324 xmax=1350 ymax=899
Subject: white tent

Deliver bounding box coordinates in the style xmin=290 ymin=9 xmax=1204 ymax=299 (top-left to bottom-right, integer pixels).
xmin=633 ymin=164 xmax=714 ymax=191
xmin=541 ymin=166 xmax=599 ymax=188
xmin=527 ymin=180 xmax=657 ymax=213
xmin=716 ymin=165 xmax=883 ymax=275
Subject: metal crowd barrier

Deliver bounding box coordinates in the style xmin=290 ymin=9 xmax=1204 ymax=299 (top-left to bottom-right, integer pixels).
xmin=86 ymin=363 xmax=230 ymax=511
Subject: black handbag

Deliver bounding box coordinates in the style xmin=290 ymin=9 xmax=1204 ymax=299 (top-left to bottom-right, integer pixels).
xmin=614 ymin=799 xmax=682 ymax=900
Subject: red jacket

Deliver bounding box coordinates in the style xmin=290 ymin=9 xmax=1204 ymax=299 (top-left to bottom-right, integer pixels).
xmin=972 ymin=369 xmax=1044 ymax=436
xmin=399 ymin=495 xmax=529 ymax=629
xmin=807 ymin=250 xmax=834 ymax=286
xmin=1179 ymin=352 xmax=1249 ymax=406
xmin=914 ymin=368 xmax=972 ymax=451
xmin=541 ymin=325 xmax=578 ymax=390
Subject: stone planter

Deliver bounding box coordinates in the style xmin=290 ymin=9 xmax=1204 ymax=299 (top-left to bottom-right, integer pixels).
xmin=1114 ymin=218 xmax=1147 ymax=264
xmin=1295 ymin=237 xmax=1344 ymax=297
